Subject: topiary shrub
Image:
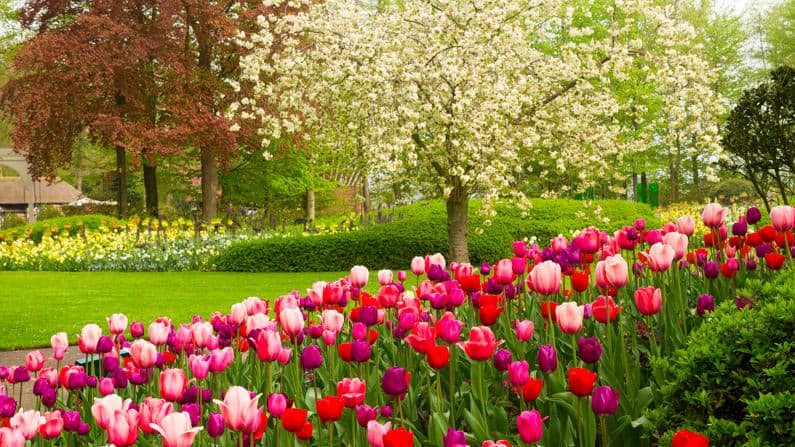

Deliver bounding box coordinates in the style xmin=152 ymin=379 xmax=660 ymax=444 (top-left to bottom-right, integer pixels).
xmin=215 ymin=199 xmax=659 ymax=271
xmin=648 ymin=272 xmax=795 ymax=446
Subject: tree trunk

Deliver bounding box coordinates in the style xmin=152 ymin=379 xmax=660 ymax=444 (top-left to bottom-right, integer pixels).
xmin=446 ymin=180 xmax=469 ymax=263
xmin=690 ymin=154 xmax=698 ymax=187
xmin=306 ymin=188 xmax=315 ymax=222
xmin=773 ymin=168 xmax=789 ymax=205
xmin=640 ymin=172 xmax=648 ymax=203
xmin=631 ymin=173 xmax=638 ymax=202
xmin=201 ymin=147 xmax=218 ymax=222
xmin=143 ymin=162 xmax=159 ymax=217
xmin=669 ymin=143 xmax=680 ymax=203
xmin=393 ymin=182 xmax=402 ymax=203
xmin=115 ymin=145 xmax=128 ymax=218
xmin=362 ymin=175 xmax=371 ymax=214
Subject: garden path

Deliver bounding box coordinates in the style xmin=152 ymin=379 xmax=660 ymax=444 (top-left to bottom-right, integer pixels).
xmin=0 ymin=347 xmax=85 ymax=410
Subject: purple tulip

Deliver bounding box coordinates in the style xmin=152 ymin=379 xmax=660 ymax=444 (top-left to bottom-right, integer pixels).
xmin=381 ymin=367 xmax=409 ymax=397
xmin=492 ymin=348 xmax=512 ymax=372
xmin=351 ymin=341 xmax=372 ymax=363
xmin=505 ymin=284 xmax=517 ymax=300
xmin=536 ymin=345 xmax=557 ymax=373
xmin=427 ymin=264 xmax=448 ymax=282
xmin=697 ymin=294 xmax=715 ymax=316
xmin=0 ymin=366 xmax=8 ymax=380
xmin=181 ymin=403 xmax=201 ymax=426
xmin=380 ymin=405 xmax=393 ymax=417
xmin=447 ymin=286 xmax=465 ymax=307
xmin=103 ymin=356 xmax=120 ymax=373
xmin=207 ymin=413 xmax=225 ymax=438
xmin=41 ymin=387 xmax=57 ymax=408
xmin=703 ymin=261 xmax=719 ymax=279
xmin=112 ymin=369 xmax=128 ymax=389
xmin=33 ymin=377 xmax=50 ymax=396
xmin=513 ymin=241 xmax=527 ymax=257
xmin=512 ymin=257 xmax=527 ymax=275
xmin=62 ymin=410 xmax=82 ymax=432
xmin=480 ymin=262 xmax=491 ymax=276
xmin=86 ymin=376 xmax=97 ymax=388
xmin=592 ymin=386 xmax=620 ymax=416
xmin=443 ymin=427 xmax=468 ymax=447
xmin=746 ymin=206 xmax=761 ymax=224
xmin=77 ymin=423 xmax=90 ymax=436
xmin=130 ymin=321 xmax=144 ymax=338
xmin=356 ymin=405 xmax=378 ymax=427
xmin=483 ymin=277 xmax=503 ymax=295
xmin=634 ymin=218 xmax=646 ymax=231
xmin=577 ymin=336 xmax=603 ymax=364
xmin=308 ymin=325 xmax=323 ymax=339
xmin=299 ymin=345 xmax=323 ymax=371
xmin=732 ymin=221 xmax=747 ymax=236
xmin=0 ymin=395 xmax=17 ymax=417
xmin=359 ymin=306 xmax=379 ymax=326
xmin=746 ymin=260 xmax=757 ymax=270
xmin=96 ymin=336 xmax=114 ymax=354
xmin=12 ymin=366 xmax=30 ymax=383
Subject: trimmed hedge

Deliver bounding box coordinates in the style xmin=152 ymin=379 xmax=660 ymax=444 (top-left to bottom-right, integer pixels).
xmin=0 ymin=215 xmax=124 ymax=243
xmin=649 ymin=272 xmax=795 ymax=446
xmin=215 ymin=199 xmax=659 ymax=271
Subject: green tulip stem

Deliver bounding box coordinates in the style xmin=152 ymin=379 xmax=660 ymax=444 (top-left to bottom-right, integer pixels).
xmin=479 ymin=360 xmax=489 ymax=433
xmin=601 ymin=416 xmax=609 ymax=447
xmin=571 ymin=333 xmax=578 ymax=367
xmin=576 ymin=396 xmax=582 ymax=447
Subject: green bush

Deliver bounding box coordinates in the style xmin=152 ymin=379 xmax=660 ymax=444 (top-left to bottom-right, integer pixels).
xmin=648 ymin=272 xmax=795 ymax=446
xmin=215 ymin=199 xmax=659 ymax=271
xmin=0 ymin=215 xmax=124 ymax=243
xmin=0 ymin=212 xmax=27 ymax=230
xmin=37 ymin=204 xmax=64 ymax=220
xmin=61 ymin=203 xmax=118 ymax=217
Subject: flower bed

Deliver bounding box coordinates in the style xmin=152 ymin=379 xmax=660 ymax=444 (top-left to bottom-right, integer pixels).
xmin=0 ymin=203 xmax=792 ymax=446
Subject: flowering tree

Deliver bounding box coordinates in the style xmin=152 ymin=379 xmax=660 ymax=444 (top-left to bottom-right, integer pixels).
xmin=236 ymin=0 xmax=723 ymax=262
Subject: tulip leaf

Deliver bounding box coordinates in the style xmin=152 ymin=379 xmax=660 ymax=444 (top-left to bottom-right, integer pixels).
xmin=637 ymin=386 xmax=653 ymax=410
xmin=631 ymin=415 xmax=650 ymax=428
xmin=465 ymin=405 xmax=488 ymax=441
xmin=429 ymin=412 xmax=448 ymax=446
xmin=545 ymin=392 xmax=578 ymax=421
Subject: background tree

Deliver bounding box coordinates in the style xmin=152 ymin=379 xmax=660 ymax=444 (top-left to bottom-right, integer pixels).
xmin=237 ymin=0 xmax=724 ymax=262
xmin=722 ymin=66 xmax=795 ymax=210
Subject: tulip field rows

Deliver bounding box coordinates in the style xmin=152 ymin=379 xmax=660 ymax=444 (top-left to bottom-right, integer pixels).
xmin=1 ymin=203 xmax=794 ymax=446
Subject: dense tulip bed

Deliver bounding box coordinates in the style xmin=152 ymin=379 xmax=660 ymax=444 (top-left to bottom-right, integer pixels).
xmin=1 ymin=203 xmax=794 ymax=446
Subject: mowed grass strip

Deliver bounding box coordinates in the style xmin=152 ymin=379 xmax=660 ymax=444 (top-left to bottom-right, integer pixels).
xmin=0 ymin=271 xmax=355 ymax=350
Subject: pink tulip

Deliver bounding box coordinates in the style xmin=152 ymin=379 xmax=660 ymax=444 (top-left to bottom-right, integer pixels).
xmin=243 ymin=297 xmax=269 ymax=315
xmin=130 ymin=339 xmax=158 ymax=368
xmin=250 ymin=329 xmax=281 ymax=362
xmin=493 ymin=259 xmax=515 ymax=284
xmin=50 ymin=332 xmax=68 ymax=361
xmin=106 ymin=409 xmax=139 ymax=447
xmin=174 ymin=324 xmax=193 ymax=351
xmin=663 ymin=232 xmax=689 ymax=260
xmin=457 ymin=326 xmax=503 ymax=361
xmin=527 ymin=260 xmax=561 ymax=295
xmin=99 ymin=377 xmax=115 ymax=396
xmin=350 ymin=265 xmax=369 ymax=288
xmin=410 ymin=256 xmax=425 ymax=275
xmin=508 ymin=360 xmax=530 ymax=387
xmin=322 ymin=330 xmax=337 ymax=346
xmin=307 ymin=282 xmax=326 ymax=306
xmin=367 ymin=420 xmax=392 ymax=447
xmin=191 ymin=322 xmax=214 ymax=348
xmin=92 ymin=394 xmax=133 ymax=430
xmin=770 ymin=205 xmax=795 ymax=231
xmin=209 ymin=347 xmax=234 ymax=373
xmin=321 ymin=309 xmax=344 ymax=333
xmin=337 ymin=377 xmax=367 ymax=407
xmin=279 ymin=308 xmax=304 ymax=336
xmin=213 ymin=386 xmax=261 ymax=432
xmin=603 ymin=255 xmax=628 ymax=288
xmin=189 ymin=355 xmax=211 ymax=381
xmin=702 ymin=203 xmax=726 ymax=227
xmin=0 ymin=428 xmax=25 ymax=447
xmin=25 ymin=350 xmax=45 ymax=372
xmin=634 ymin=287 xmax=662 ymax=316
xmin=107 ymin=313 xmax=128 ymax=335
xmin=277 ymin=347 xmax=292 ymax=365
xmin=38 ymin=367 xmax=58 ymax=387
xmin=426 ymin=253 xmax=446 ymax=270
xmin=139 ymin=397 xmax=174 ymax=435
xmin=550 ymin=235 xmax=569 ymax=252
xmin=594 ymin=260 xmax=609 ymax=289
xmin=377 ymin=269 xmax=393 ymax=286
xmin=516 ymin=409 xmax=546 ymax=444
xmin=515 ymin=320 xmax=534 ymax=342
xmin=150 ymin=411 xmax=203 ymax=447
xmin=149 ymin=320 xmax=171 ymax=345
xmin=556 ymin=302 xmax=583 ymax=334
xmin=647 ymin=243 xmax=675 ymax=272
xmin=676 ymin=215 xmax=695 ymax=236
xmin=229 ymin=303 xmax=247 ymax=326
xmin=10 ymin=410 xmax=43 ymax=440
xmin=482 ymin=441 xmax=511 ymax=447
xmin=78 ymin=323 xmax=102 ymax=354
xmin=160 ymin=369 xmax=187 ymax=401
xmin=267 ymin=393 xmax=287 ymax=417
xmin=38 ymin=411 xmax=63 ymax=439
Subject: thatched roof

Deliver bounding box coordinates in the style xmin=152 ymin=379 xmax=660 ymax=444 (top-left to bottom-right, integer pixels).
xmin=0 ymin=177 xmax=82 ymax=205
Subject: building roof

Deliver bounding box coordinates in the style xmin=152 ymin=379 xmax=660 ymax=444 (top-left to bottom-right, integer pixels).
xmin=0 ymin=177 xmax=82 ymax=205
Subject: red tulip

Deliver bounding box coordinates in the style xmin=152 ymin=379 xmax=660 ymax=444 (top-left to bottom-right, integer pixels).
xmin=634 ymin=287 xmax=662 ymax=316
xmin=338 ymin=342 xmax=353 ymax=362
xmin=316 ymin=396 xmax=344 ymax=423
xmin=405 ymin=322 xmax=436 ymax=354
xmin=571 ymin=270 xmax=589 ymax=292
xmin=540 ymin=301 xmax=558 ymax=322
xmin=765 ymin=252 xmax=786 ymax=270
xmin=520 ymin=378 xmax=543 ymax=402
xmin=426 ymin=344 xmax=450 ymax=370
xmin=672 ymin=429 xmax=709 ymax=447
xmin=281 ymin=408 xmax=308 ymax=433
xmin=567 ymin=367 xmax=598 ymax=397
xmin=383 ymin=427 xmax=414 ymax=447
xmin=296 ymin=421 xmax=313 ymax=441
xmin=457 ymin=326 xmax=503 ymax=361
xmin=591 ymin=296 xmax=621 ymax=323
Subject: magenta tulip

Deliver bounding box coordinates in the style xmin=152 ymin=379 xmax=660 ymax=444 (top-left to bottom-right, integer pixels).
xmin=516 ymin=410 xmax=546 ymax=443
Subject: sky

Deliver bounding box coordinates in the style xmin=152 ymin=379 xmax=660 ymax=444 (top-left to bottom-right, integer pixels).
xmin=714 ymin=0 xmax=781 ymax=17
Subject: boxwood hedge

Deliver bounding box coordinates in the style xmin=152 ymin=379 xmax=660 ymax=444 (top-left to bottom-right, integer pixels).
xmin=214 ymin=199 xmax=659 ymax=272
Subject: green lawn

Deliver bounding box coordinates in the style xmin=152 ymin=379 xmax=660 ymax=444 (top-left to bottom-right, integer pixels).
xmin=0 ymin=271 xmax=355 ymax=350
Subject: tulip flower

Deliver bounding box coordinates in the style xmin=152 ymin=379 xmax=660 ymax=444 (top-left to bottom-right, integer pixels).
xmin=634 ymin=286 xmax=662 ymax=315
xmin=567 ymin=367 xmax=598 ymax=397
xmin=130 ymin=339 xmax=158 ymax=368
xmin=577 ymin=336 xmax=603 ymax=364
xmin=0 ymin=396 xmax=17 ymax=418
xmin=0 ymin=427 xmax=25 ymax=447
xmin=316 ymin=396 xmax=344 ymax=423
xmin=515 ymin=320 xmax=534 ymax=341
xmin=536 ymin=345 xmax=557 ymax=373
xmin=556 ymin=302 xmax=583 ymax=334
xmin=378 ymin=269 xmax=394 ymax=285
xmin=37 ymin=411 xmax=63 ymax=439
xmin=516 ymin=410 xmax=546 ymax=443
xmin=427 ymin=344 xmax=450 ymax=370
xmin=702 ymin=203 xmax=726 ymax=227
xmin=483 ymin=441 xmax=511 ymax=447
xmin=457 ymin=326 xmax=503 ymax=361
xmin=139 ymin=397 xmax=173 ymax=435
xmin=443 ymin=427 xmax=468 ymax=447
xmin=672 ymin=429 xmax=710 ymax=447
xmin=381 ymin=367 xmax=410 ymax=398
xmin=591 ymin=296 xmax=621 ymax=323
xmin=770 ymin=205 xmax=795 ymax=231
xmin=207 ymin=413 xmax=225 ymax=438
xmin=603 ymin=254 xmax=628 ymax=288
xmin=356 ymin=405 xmax=378 ymax=427
xmin=266 ymin=393 xmax=287 ymax=417
xmin=527 ymin=261 xmax=561 ymax=295
xmin=508 ymin=360 xmax=529 ymax=387
xmin=676 ymin=215 xmax=695 ymax=236
xmin=648 ymin=243 xmax=675 ymax=271
xmin=160 ymin=368 xmax=187 ymax=401
xmin=765 ymin=252 xmax=786 ymax=270
xmin=9 ymin=410 xmax=42 ymax=440
xmin=281 ymin=408 xmax=308 ymax=433
xmin=107 ymin=313 xmax=128 ymax=335
xmin=189 ymin=354 xmax=211 ymax=381
xmin=78 ymin=323 xmax=102 ymax=354
xmin=368 ymin=420 xmax=392 ymax=447
xmin=337 ymin=378 xmax=366 ymax=407
xmin=279 ymin=308 xmax=304 ymax=337
xmin=92 ymin=394 xmax=133 ymax=430
xmin=299 ymin=344 xmax=323 ymax=370
xmin=24 ymin=350 xmax=45 ymax=372
xmin=50 ymin=332 xmax=68 ymax=361
xmin=350 ymin=265 xmax=369 ymax=288
xmin=520 ymin=378 xmax=544 ymax=402
xmin=493 ymin=258 xmax=515 ymax=284
xmin=150 ymin=411 xmax=203 ymax=447
xmin=591 ymin=386 xmax=620 ymax=416
xmin=697 ymin=294 xmax=715 ymax=316
xmin=149 ymin=320 xmax=171 ymax=345
xmin=321 ymin=309 xmax=344 ymax=333
xmin=214 ymin=386 xmax=261 ymax=433
xmin=383 ymin=427 xmax=414 ymax=447
xmin=106 ymin=409 xmax=140 ymax=447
